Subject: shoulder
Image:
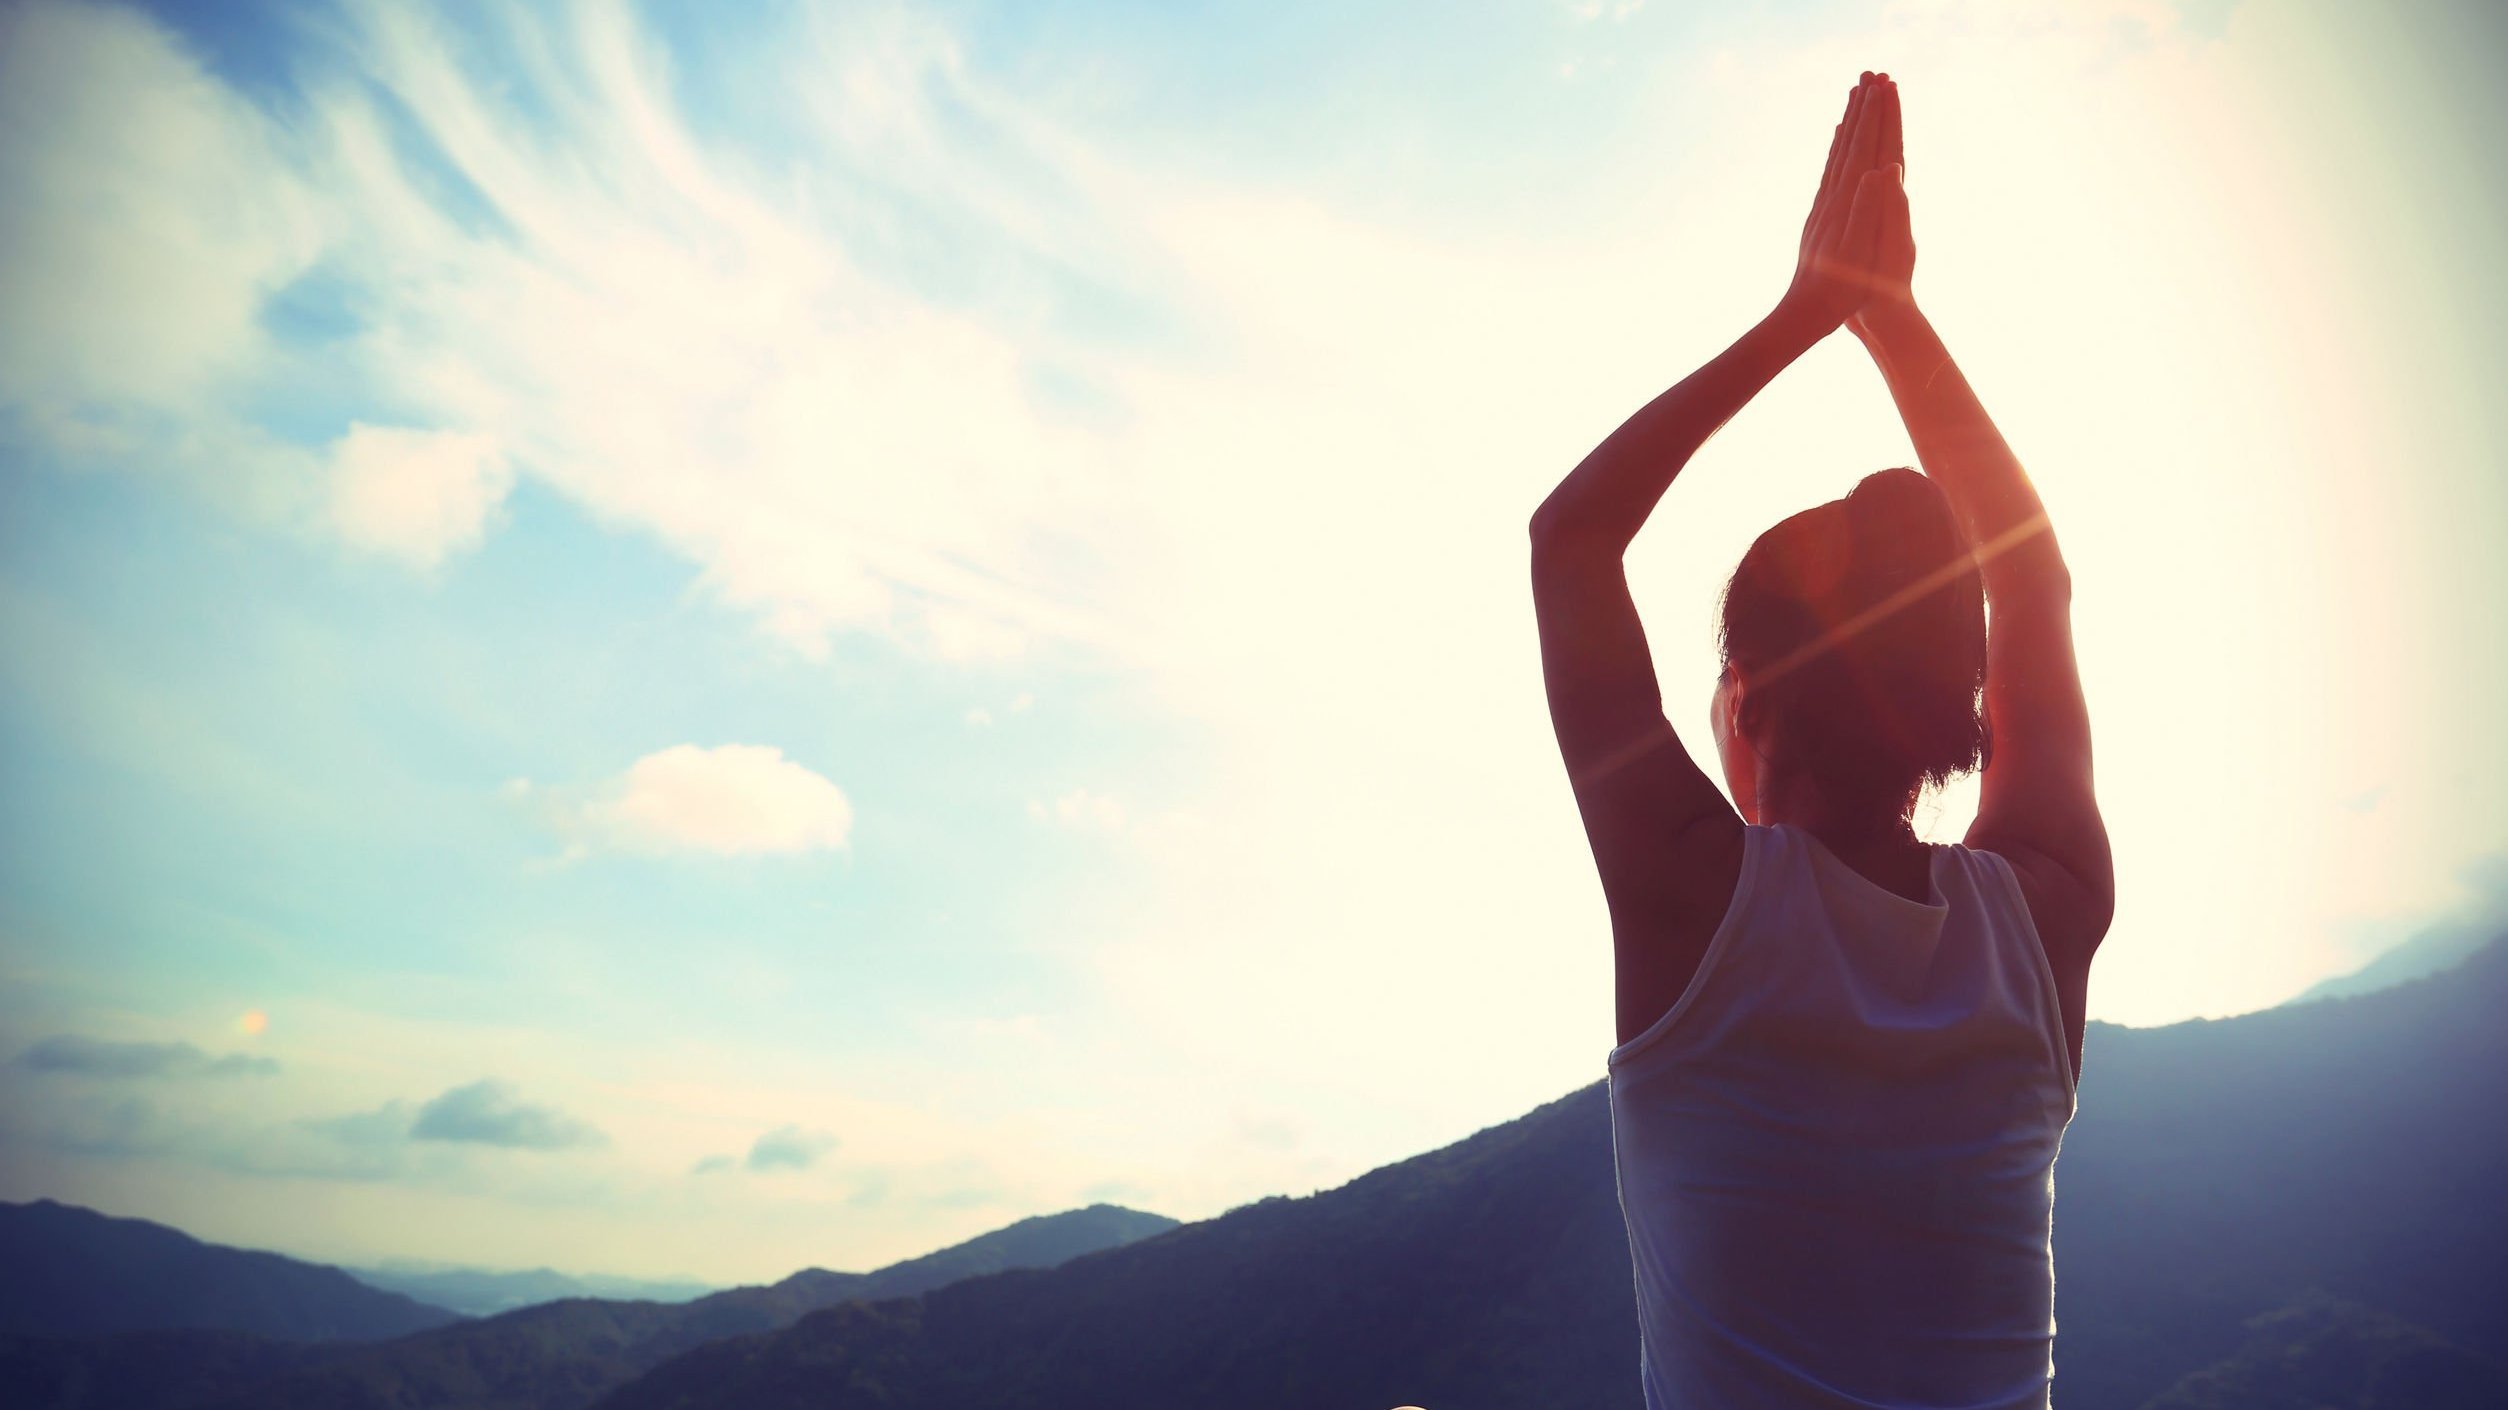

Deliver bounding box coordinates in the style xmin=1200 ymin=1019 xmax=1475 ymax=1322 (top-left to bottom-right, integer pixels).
xmin=1962 ymin=795 xmax=2114 ymax=968
xmin=1970 ymin=836 xmax=2111 ymax=965
xmin=1607 ymin=814 xmax=1753 ymax=1050
xmin=1955 ymin=837 xmax=2099 ymax=1087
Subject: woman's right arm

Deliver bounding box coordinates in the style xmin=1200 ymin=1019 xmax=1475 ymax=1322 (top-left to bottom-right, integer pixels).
xmin=1846 ymin=81 xmax=2114 ymax=1073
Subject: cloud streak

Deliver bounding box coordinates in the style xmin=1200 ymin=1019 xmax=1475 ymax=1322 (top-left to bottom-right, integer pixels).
xmin=410 ymin=1080 xmax=608 ymax=1151
xmin=15 ymin=1034 xmax=279 ymax=1080
xmin=745 ymin=1124 xmax=838 ymax=1172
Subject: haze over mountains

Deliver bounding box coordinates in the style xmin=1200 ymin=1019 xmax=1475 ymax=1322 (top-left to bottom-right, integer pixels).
xmin=346 ymin=1264 xmax=716 ymax=1318
xmin=4 ymin=938 xmax=2503 ymax=1410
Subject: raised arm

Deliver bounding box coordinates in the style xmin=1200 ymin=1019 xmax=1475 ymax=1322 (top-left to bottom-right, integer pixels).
xmin=1534 ymin=75 xmax=1903 ymax=1046
xmin=1845 ymin=79 xmax=2114 ymax=1069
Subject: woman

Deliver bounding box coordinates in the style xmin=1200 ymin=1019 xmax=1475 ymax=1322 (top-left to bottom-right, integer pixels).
xmin=1529 ymin=74 xmax=2115 ymax=1407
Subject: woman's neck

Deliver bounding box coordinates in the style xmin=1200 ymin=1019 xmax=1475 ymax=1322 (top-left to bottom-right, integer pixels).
xmin=1751 ymin=770 xmax=1920 ymax=853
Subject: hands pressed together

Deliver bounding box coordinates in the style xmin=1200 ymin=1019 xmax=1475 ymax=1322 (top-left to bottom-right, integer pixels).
xmin=1783 ymin=71 xmax=1917 ymax=339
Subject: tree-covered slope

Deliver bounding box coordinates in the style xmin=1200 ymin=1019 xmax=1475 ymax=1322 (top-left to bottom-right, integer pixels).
xmin=0 ymin=1199 xmax=461 ymax=1343
xmin=0 ymin=1202 xmax=1177 ymax=1410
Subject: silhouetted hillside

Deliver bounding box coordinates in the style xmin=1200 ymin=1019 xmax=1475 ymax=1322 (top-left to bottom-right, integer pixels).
xmin=0 ymin=1202 xmax=1176 ymax=1410
xmin=2050 ymin=937 xmax=2508 ymax=1408
xmin=0 ymin=1329 xmax=313 ymax=1410
xmin=2139 ymin=1294 xmax=2508 ymax=1409
xmin=599 ymin=938 xmax=2508 ymax=1410
xmin=0 ymin=1200 xmax=460 ymax=1342
xmin=605 ymin=1086 xmax=1634 ymax=1410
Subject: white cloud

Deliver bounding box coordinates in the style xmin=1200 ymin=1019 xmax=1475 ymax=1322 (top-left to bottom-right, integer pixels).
xmin=588 ymin=744 xmax=854 ymax=857
xmin=327 ymin=423 xmax=513 ymax=568
xmin=745 ymin=1124 xmax=839 ymax=1172
xmin=1028 ymin=787 xmax=1124 ymax=833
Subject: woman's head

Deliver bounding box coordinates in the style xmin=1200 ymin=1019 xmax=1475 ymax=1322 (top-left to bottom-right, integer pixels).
xmin=1715 ymin=467 xmax=1986 ymax=826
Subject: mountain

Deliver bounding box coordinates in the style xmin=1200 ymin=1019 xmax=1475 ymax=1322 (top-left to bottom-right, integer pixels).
xmin=2289 ymin=859 xmax=2506 ymax=1005
xmin=0 ymin=1199 xmax=461 ymax=1342
xmin=0 ymin=1202 xmax=1177 ymax=1410
xmin=2138 ymin=1293 xmax=2508 ymax=1410
xmin=347 ymin=1265 xmax=716 ymax=1318
xmin=606 ymin=1089 xmax=1636 ymax=1410
xmin=2287 ymin=915 xmax=2497 ymax=1004
xmin=598 ymin=937 xmax=2508 ymax=1410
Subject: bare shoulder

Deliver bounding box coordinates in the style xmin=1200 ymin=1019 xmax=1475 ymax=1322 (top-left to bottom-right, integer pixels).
xmin=1967 ymin=822 xmax=2113 ymax=968
xmin=1605 ymin=808 xmax=1747 ymax=1049
xmin=1968 ymin=825 xmax=2111 ymax=1085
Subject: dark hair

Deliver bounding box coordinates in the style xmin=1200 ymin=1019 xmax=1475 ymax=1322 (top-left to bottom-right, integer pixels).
xmin=1717 ymin=467 xmax=1987 ymax=819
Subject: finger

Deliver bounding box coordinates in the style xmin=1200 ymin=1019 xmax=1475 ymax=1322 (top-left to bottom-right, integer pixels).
xmin=1814 ymin=80 xmax=1873 ymax=238
xmin=1878 ymin=78 xmax=1904 ymax=174
xmin=1819 ymin=78 xmax=1869 ymax=199
xmin=1844 ymin=77 xmax=1885 ymax=178
xmin=1840 ymin=167 xmax=1890 ymax=276
xmin=1880 ymin=164 xmax=1916 ymax=269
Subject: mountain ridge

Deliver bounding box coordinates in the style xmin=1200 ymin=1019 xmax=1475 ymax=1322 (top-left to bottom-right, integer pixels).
xmin=0 ymin=1200 xmax=1177 ymax=1410
xmin=596 ymin=936 xmax=2508 ymax=1410
xmin=0 ymin=1198 xmax=462 ymax=1343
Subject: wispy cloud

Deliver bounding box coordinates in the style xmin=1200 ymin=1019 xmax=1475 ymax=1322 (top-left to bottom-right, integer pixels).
xmin=745 ymin=1124 xmax=839 ymax=1172
xmin=687 ymin=1123 xmax=839 ymax=1175
xmin=0 ymin=0 xmax=330 ymax=521
xmin=1027 ymin=787 xmax=1124 ymax=833
xmin=15 ymin=1034 xmax=279 ymax=1080
xmin=410 ymin=1079 xmax=609 ymax=1151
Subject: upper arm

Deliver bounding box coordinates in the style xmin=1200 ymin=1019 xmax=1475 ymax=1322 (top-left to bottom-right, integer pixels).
xmin=1530 ymin=530 xmax=1744 ymax=1043
xmin=1964 ymin=578 xmax=2114 ymax=970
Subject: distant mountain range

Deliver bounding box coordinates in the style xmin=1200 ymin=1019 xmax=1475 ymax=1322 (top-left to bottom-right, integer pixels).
xmin=346 ymin=1264 xmax=716 ymax=1318
xmin=0 ymin=1202 xmax=1176 ymax=1410
xmin=6 ymin=937 xmax=2503 ymax=1410
xmin=594 ymin=936 xmax=2508 ymax=1410
xmin=0 ymin=1200 xmax=460 ymax=1342
xmin=2286 ymin=905 xmax=2501 ymax=1004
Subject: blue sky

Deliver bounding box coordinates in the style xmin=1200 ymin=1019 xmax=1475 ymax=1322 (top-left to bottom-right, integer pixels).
xmin=1 ymin=0 xmax=2503 ymax=1282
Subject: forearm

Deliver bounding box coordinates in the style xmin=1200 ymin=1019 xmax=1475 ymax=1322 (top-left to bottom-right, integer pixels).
xmin=1855 ymin=304 xmax=2067 ymax=596
xmin=1532 ymin=300 xmax=1833 ymax=555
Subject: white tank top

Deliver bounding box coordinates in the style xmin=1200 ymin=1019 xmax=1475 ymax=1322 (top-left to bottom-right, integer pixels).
xmin=1607 ymin=823 xmax=2079 ymax=1409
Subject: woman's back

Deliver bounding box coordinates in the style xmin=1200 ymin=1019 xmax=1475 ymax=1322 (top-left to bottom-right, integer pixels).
xmin=1608 ymin=824 xmax=2078 ymax=1409
xmin=1532 ymin=73 xmax=2114 ymax=1408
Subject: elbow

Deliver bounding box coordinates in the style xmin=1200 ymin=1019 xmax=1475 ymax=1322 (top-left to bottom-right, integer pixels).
xmin=1527 ymin=498 xmax=1570 ymax=546
xmin=1528 ymin=499 xmax=1621 ymax=562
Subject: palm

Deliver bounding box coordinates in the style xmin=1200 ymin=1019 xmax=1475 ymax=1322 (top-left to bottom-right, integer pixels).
xmin=1787 ymin=74 xmax=1916 ymax=329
